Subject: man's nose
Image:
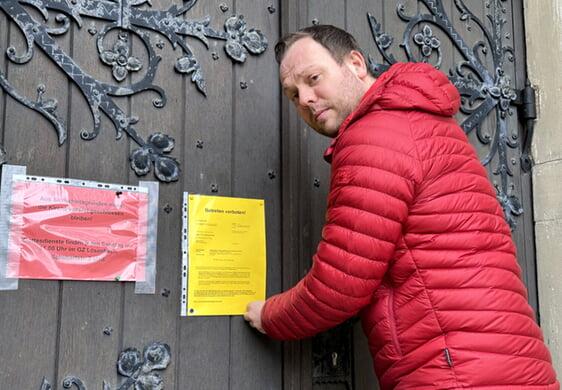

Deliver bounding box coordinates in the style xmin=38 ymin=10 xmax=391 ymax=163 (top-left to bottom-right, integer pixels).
xmin=298 ymin=87 xmax=317 ymax=107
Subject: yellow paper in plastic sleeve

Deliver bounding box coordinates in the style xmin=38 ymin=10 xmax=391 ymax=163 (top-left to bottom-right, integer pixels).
xmin=187 ymin=194 xmax=266 ymax=316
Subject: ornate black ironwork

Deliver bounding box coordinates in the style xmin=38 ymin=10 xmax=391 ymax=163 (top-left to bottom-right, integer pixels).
xmin=39 ymin=342 xmax=171 ymax=390
xmin=367 ymin=0 xmax=531 ymax=229
xmin=0 ymin=0 xmax=268 ymax=182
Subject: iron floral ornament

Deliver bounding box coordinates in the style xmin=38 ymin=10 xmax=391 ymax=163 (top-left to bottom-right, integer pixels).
xmin=39 ymin=342 xmax=171 ymax=390
xmin=367 ymin=0 xmax=530 ymax=230
xmin=0 ymin=0 xmax=268 ymax=182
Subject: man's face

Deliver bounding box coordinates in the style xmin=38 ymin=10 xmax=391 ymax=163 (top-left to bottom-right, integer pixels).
xmin=279 ymin=37 xmax=368 ymax=138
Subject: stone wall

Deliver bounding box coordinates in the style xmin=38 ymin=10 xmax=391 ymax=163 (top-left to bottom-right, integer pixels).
xmin=524 ymin=0 xmax=562 ymax=372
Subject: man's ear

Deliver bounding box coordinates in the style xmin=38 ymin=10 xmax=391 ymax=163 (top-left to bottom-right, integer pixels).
xmin=344 ymin=50 xmax=369 ymax=79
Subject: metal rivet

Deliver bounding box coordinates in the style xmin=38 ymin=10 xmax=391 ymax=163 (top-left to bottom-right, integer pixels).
xmin=267 ymin=170 xmax=276 ymax=179
xmin=103 ymin=326 xmax=113 ymax=336
xmin=210 ymin=183 xmax=218 ymax=193
xmin=153 ymin=98 xmax=164 ymax=108
xmin=267 ymin=5 xmax=276 ymax=13
xmin=163 ymin=204 xmax=173 ymax=213
xmin=196 ymin=140 xmax=204 ymax=149
xmin=312 ymin=18 xmax=319 ymax=25
xmin=219 ymin=3 xmax=229 ymax=12
xmin=211 ymin=52 xmax=219 ymax=60
xmin=313 ymin=178 xmax=320 ymax=187
xmin=161 ymin=288 xmax=171 ymax=297
xmin=240 ymin=81 xmax=248 ymax=89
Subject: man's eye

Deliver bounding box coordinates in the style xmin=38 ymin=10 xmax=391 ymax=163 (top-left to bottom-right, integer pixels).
xmin=310 ymin=74 xmax=319 ymax=82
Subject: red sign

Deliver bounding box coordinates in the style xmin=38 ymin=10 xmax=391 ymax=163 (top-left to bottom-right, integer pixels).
xmin=7 ymin=180 xmax=148 ymax=281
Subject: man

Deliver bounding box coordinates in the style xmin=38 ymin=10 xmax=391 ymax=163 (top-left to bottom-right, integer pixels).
xmin=244 ymin=25 xmax=559 ymax=389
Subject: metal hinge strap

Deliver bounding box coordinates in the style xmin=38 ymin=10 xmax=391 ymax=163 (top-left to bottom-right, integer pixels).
xmin=515 ymin=80 xmax=537 ymax=172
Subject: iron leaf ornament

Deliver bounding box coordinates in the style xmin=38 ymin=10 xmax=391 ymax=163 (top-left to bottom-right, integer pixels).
xmin=39 ymin=342 xmax=171 ymax=390
xmin=367 ymin=0 xmax=525 ymax=230
xmin=0 ymin=0 xmax=268 ymax=182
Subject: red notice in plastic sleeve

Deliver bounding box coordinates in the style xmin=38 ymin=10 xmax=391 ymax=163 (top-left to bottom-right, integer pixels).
xmin=7 ymin=180 xmax=148 ymax=281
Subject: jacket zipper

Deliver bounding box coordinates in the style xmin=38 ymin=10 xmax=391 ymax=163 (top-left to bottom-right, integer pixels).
xmin=444 ymin=348 xmax=454 ymax=367
xmin=387 ymin=288 xmax=403 ymax=357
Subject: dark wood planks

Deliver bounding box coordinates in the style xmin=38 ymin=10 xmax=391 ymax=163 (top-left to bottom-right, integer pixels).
xmin=0 ymin=6 xmax=68 ymax=388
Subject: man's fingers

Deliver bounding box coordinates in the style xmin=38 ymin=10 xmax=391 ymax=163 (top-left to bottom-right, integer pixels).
xmin=243 ymin=311 xmax=254 ymax=328
xmin=244 ymin=300 xmax=266 ymax=334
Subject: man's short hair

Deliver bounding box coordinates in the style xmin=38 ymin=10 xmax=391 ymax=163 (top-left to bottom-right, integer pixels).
xmin=274 ymin=24 xmax=364 ymax=64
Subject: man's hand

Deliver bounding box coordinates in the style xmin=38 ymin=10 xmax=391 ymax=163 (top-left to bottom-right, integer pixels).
xmin=244 ymin=300 xmax=266 ymax=334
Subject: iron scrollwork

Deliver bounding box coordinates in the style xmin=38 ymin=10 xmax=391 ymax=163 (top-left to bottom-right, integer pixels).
xmin=367 ymin=0 xmax=531 ymax=229
xmin=39 ymin=342 xmax=171 ymax=390
xmin=0 ymin=0 xmax=268 ymax=182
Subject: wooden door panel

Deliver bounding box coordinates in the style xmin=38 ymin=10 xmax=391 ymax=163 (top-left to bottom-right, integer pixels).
xmin=279 ymin=1 xmax=532 ymax=389
xmin=177 ymin=2 xmax=236 ymax=389
xmin=0 ymin=5 xmax=69 ymax=389
xmin=229 ymin=1 xmax=283 ymax=389
xmin=0 ymin=0 xmax=533 ymax=389
xmin=0 ymin=1 xmax=280 ymax=389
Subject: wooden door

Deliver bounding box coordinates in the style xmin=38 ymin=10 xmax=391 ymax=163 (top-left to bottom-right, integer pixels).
xmin=0 ymin=1 xmax=536 ymax=389
xmin=0 ymin=1 xmax=282 ymax=389
xmin=278 ymin=0 xmax=535 ymax=389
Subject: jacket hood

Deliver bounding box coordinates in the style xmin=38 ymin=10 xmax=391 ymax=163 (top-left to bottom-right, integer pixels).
xmin=324 ymin=62 xmax=461 ymax=162
xmin=362 ymin=62 xmax=460 ymax=116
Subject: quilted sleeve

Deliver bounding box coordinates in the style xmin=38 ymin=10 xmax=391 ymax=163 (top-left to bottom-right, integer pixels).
xmin=261 ymin=112 xmax=419 ymax=341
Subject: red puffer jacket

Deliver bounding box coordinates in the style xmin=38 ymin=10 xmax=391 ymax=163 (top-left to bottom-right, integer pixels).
xmin=262 ymin=62 xmax=559 ymax=389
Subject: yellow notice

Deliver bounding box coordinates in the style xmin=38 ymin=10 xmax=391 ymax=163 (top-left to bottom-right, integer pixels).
xmin=187 ymin=195 xmax=266 ymax=316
